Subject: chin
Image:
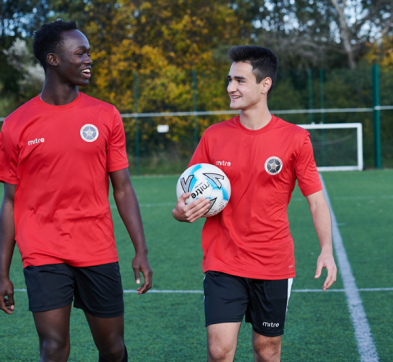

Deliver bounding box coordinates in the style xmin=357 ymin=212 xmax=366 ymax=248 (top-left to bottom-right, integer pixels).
xmin=76 ymin=80 xmax=89 ymax=87
xmin=230 ymin=103 xmax=241 ymax=110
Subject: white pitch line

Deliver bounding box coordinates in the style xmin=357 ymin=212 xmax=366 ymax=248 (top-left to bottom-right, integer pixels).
xmin=320 ymin=174 xmax=379 ymax=362
xmin=13 ymin=287 xmax=393 ymax=293
xmin=109 ymin=194 xmax=393 ymax=209
xmin=358 ymin=287 xmax=393 ymax=292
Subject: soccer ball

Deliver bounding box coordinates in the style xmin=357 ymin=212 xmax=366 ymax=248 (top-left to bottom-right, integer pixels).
xmin=176 ymin=163 xmax=231 ymax=217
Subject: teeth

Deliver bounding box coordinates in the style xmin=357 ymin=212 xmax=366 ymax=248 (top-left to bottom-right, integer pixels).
xmin=82 ymin=69 xmax=90 ymax=73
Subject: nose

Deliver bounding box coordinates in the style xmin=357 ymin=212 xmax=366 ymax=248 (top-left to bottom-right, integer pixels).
xmin=227 ymin=81 xmax=236 ymax=94
xmin=85 ymin=55 xmax=92 ymax=65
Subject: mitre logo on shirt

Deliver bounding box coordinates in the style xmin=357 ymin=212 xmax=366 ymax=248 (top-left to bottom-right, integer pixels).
xmin=27 ymin=138 xmax=45 ymax=146
xmin=80 ymin=124 xmax=99 ymax=142
xmin=216 ymin=160 xmax=231 ymax=166
xmin=265 ymin=156 xmax=283 ymax=175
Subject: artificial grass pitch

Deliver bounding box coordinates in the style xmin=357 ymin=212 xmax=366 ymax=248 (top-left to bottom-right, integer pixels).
xmin=0 ymin=171 xmax=391 ymax=360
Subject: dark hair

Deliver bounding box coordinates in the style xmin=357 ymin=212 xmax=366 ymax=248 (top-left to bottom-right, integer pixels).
xmin=229 ymin=46 xmax=278 ymax=94
xmin=33 ymin=20 xmax=78 ymax=71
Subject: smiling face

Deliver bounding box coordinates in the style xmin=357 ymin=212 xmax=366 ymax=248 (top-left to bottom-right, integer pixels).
xmin=227 ymin=61 xmax=271 ymax=110
xmin=47 ymin=29 xmax=92 ymax=87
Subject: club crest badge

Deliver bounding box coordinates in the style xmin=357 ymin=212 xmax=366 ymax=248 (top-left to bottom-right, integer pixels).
xmin=265 ymin=156 xmax=283 ymax=175
xmin=80 ymin=124 xmax=99 ymax=142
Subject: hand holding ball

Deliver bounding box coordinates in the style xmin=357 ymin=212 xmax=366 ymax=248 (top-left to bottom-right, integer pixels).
xmin=176 ymin=163 xmax=231 ymax=217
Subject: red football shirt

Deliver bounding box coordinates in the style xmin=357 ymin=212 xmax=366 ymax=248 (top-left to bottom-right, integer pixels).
xmin=189 ymin=115 xmax=322 ymax=280
xmin=0 ymin=92 xmax=129 ymax=268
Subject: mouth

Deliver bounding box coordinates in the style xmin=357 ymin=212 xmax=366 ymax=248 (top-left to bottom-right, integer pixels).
xmin=81 ymin=69 xmax=91 ymax=79
xmin=231 ymin=95 xmax=241 ymax=100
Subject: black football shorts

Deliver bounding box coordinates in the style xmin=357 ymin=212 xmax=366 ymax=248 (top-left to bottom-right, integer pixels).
xmin=23 ymin=262 xmax=124 ymax=318
xmin=204 ymin=271 xmax=293 ymax=337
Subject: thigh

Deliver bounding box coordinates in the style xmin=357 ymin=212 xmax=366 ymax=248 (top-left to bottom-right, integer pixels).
xmin=207 ymin=322 xmax=241 ymax=361
xmin=84 ymin=312 xmax=124 ymax=351
xmin=33 ymin=304 xmax=72 ymax=359
xmin=246 ymin=278 xmax=293 ymax=337
xmin=23 ymin=263 xmax=75 ymax=312
xmin=72 ymin=262 xmax=124 ymax=318
xmin=204 ymin=271 xmax=249 ymax=326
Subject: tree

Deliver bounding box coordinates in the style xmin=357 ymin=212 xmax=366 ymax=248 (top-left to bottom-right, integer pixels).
xmin=0 ymin=0 xmax=48 ymax=113
xmin=47 ymin=1 xmax=242 ymax=158
xmin=330 ymin=0 xmax=393 ymax=69
xmin=231 ymin=0 xmax=393 ymax=69
xmin=3 ymin=38 xmax=44 ymax=98
xmin=367 ymin=35 xmax=393 ymax=68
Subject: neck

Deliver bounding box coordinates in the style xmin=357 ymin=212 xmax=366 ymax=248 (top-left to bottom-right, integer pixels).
xmin=239 ymin=101 xmax=272 ymax=130
xmin=40 ymin=76 xmax=79 ymax=106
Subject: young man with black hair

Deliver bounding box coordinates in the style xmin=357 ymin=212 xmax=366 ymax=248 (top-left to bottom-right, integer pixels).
xmin=173 ymin=45 xmax=337 ymax=361
xmin=0 ymin=20 xmax=152 ymax=362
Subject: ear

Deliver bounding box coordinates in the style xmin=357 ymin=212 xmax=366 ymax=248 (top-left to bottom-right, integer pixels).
xmin=260 ymin=77 xmax=272 ymax=95
xmin=47 ymin=53 xmax=59 ymax=67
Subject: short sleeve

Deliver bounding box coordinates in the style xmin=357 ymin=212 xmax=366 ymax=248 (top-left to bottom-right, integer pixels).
xmin=106 ymin=108 xmax=129 ymax=172
xmin=295 ymin=134 xmax=322 ymax=196
xmin=188 ymin=130 xmax=212 ymax=167
xmin=0 ymin=121 xmax=18 ymax=184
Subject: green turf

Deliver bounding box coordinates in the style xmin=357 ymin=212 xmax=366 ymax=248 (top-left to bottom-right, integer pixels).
xmin=322 ymin=170 xmax=393 ymax=361
xmin=0 ymin=171 xmax=392 ymax=360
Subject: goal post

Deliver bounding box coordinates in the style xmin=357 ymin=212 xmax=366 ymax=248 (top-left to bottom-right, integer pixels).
xmin=0 ymin=118 xmax=364 ymax=172
xmin=297 ymin=123 xmax=363 ymax=171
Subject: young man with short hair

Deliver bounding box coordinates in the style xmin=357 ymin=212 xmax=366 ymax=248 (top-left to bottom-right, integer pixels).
xmin=0 ymin=20 xmax=152 ymax=362
xmin=173 ymin=46 xmax=337 ymax=361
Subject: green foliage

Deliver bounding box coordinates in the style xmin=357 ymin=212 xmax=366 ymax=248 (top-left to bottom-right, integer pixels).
xmin=0 ymin=0 xmax=47 ymax=109
xmin=1 ymin=1 xmax=393 ymax=169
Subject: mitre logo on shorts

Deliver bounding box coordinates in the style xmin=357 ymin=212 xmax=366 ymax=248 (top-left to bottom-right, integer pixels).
xmin=262 ymin=321 xmax=280 ymax=328
xmin=80 ymin=124 xmax=99 ymax=142
xmin=265 ymin=156 xmax=283 ymax=175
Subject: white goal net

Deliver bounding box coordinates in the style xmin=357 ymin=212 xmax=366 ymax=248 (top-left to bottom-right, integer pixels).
xmin=298 ymin=123 xmax=363 ymax=171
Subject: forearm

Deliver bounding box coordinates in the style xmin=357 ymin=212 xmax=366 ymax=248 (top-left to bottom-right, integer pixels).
xmin=113 ymin=184 xmax=148 ymax=255
xmin=307 ymin=190 xmax=337 ymax=290
xmin=310 ymin=198 xmax=333 ymax=253
xmin=0 ymin=199 xmax=16 ymax=278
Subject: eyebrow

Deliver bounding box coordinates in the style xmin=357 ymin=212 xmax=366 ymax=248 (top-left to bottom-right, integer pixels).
xmin=75 ymin=45 xmax=91 ymax=51
xmin=227 ymin=75 xmax=246 ymax=80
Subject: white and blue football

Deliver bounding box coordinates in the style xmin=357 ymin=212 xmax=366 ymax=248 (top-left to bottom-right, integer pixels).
xmin=176 ymin=163 xmax=231 ymax=217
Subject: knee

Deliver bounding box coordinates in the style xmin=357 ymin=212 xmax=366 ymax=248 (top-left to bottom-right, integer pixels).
xmin=208 ymin=343 xmax=233 ymax=361
xmin=253 ymin=342 xmax=281 ymax=362
xmin=41 ymin=337 xmax=70 ymax=361
xmin=99 ymin=341 xmax=125 ymax=362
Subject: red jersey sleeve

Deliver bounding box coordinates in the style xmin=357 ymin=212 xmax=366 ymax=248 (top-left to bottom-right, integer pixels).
xmin=107 ymin=108 xmax=129 ymax=172
xmin=189 ymin=131 xmax=212 ymax=167
xmin=295 ymin=133 xmax=322 ymax=196
xmin=0 ymin=121 xmax=18 ymax=184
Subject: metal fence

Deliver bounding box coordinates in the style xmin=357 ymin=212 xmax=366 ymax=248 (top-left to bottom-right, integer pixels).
xmin=122 ymin=64 xmax=392 ymax=174
xmin=1 ymin=64 xmax=393 ymax=174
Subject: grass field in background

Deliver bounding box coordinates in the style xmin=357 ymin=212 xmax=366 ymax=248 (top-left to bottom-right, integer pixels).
xmin=0 ymin=170 xmax=392 ymax=361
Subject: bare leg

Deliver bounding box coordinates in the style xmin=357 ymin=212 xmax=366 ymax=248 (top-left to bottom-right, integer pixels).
xmin=207 ymin=322 xmax=241 ymax=362
xmin=252 ymin=330 xmax=281 ymax=362
xmin=84 ymin=312 xmax=125 ymax=362
xmin=33 ymin=304 xmax=72 ymax=362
